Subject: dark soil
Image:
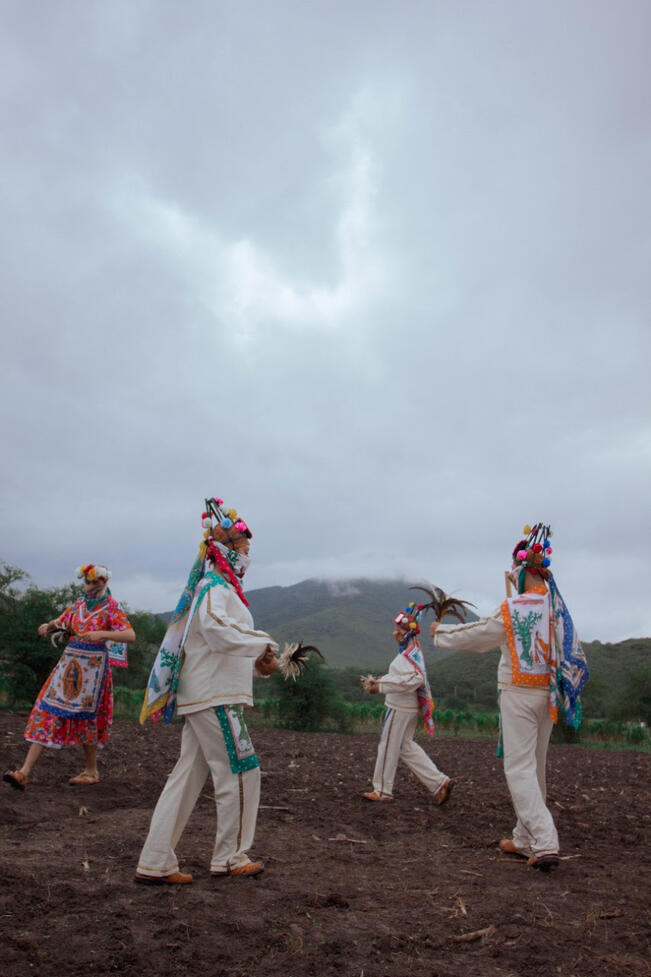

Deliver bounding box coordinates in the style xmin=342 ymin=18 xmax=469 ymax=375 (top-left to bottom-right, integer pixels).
xmin=1 ymin=712 xmax=649 ymax=977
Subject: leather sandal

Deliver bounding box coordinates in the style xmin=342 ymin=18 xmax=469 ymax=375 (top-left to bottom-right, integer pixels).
xmin=363 ymin=791 xmax=393 ymax=802
xmin=211 ymin=861 xmax=264 ymax=878
xmin=498 ymin=839 xmax=528 ymax=859
xmin=436 ymin=778 xmax=456 ymax=806
xmin=3 ymin=770 xmax=27 ymax=791
xmin=528 ymin=853 xmax=560 ymax=872
xmin=69 ymin=772 xmax=100 ymax=786
xmin=135 ymin=871 xmax=193 ymax=885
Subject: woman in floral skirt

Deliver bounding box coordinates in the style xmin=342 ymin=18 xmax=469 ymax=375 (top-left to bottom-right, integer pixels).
xmin=3 ymin=563 xmax=135 ymax=790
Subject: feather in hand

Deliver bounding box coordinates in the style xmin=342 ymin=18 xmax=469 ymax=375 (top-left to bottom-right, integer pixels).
xmin=409 ymin=584 xmax=476 ymax=623
xmin=50 ymin=626 xmax=75 ymax=648
xmin=360 ymin=674 xmax=379 ymax=693
xmin=278 ymin=641 xmax=324 ymax=681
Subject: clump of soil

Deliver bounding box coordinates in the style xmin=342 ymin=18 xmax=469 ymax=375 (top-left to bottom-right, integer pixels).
xmin=1 ymin=713 xmax=649 ymax=977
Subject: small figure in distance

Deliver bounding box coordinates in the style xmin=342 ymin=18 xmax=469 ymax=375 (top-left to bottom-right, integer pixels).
xmin=361 ymin=601 xmax=454 ymax=806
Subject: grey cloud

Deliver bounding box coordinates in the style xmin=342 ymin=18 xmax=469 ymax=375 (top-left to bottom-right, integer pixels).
xmin=1 ymin=1 xmax=649 ymax=644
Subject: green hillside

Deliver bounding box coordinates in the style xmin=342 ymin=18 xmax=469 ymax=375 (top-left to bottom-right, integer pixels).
xmin=247 ymin=578 xmax=650 ymax=722
xmin=248 ymin=577 xmax=476 ymax=670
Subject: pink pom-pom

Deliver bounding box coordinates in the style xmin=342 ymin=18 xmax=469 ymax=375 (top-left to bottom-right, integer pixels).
xmin=214 ymin=497 xmax=224 ymax=505
xmin=234 ymin=519 xmax=248 ymax=533
xmin=517 ymin=549 xmax=527 ymax=561
xmin=546 ymin=546 xmax=553 ymax=554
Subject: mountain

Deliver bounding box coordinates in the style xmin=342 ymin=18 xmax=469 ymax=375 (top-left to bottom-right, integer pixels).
xmin=247 ymin=577 xmax=478 ymax=670
xmin=159 ymin=576 xmax=649 ymax=718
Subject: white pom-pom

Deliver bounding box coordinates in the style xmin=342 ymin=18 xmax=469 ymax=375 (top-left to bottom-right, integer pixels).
xmin=75 ymin=566 xmax=84 ymax=578
xmin=202 ymin=518 xmax=212 ymax=529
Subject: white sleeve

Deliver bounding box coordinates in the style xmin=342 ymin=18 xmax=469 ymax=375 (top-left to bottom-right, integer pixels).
xmin=377 ymin=656 xmax=424 ymax=695
xmin=198 ymin=586 xmax=278 ymax=658
xmin=433 ymin=607 xmax=505 ymax=653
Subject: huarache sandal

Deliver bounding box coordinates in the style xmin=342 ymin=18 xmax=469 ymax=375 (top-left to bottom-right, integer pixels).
xmin=528 ymin=853 xmax=560 ymax=872
xmin=3 ymin=769 xmax=27 ymax=791
xmin=211 ymin=861 xmax=264 ymax=878
xmin=363 ymin=791 xmax=393 ymax=802
xmin=68 ymin=771 xmax=100 ymax=786
xmin=498 ymin=839 xmax=528 ymax=859
xmin=135 ymin=871 xmax=193 ymax=885
xmin=436 ymin=778 xmax=456 ymax=806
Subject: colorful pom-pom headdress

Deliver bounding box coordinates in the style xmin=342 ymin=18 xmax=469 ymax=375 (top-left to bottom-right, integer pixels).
xmin=201 ymin=497 xmax=252 ymax=547
xmin=76 ymin=563 xmax=111 ymax=581
xmin=393 ymin=602 xmax=424 ymax=635
xmin=198 ymin=496 xmax=252 ymax=603
xmin=511 ymin=523 xmax=553 ymax=593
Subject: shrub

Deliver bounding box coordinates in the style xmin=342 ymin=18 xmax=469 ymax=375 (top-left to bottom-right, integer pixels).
xmin=269 ymin=658 xmax=344 ymax=732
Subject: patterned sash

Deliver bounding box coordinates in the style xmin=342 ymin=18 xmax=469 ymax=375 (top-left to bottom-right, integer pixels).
xmin=402 ymin=639 xmax=435 ymax=737
xmin=216 ymin=705 xmax=259 ymax=773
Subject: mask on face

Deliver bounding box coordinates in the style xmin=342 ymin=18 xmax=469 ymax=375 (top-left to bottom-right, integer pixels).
xmin=233 ymin=552 xmax=251 ymax=578
xmin=214 ymin=541 xmax=250 ymax=579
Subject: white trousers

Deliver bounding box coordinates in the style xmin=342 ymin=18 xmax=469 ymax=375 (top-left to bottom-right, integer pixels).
xmin=372 ymin=707 xmax=448 ymax=797
xmin=137 ymin=707 xmax=261 ymax=877
xmin=500 ymin=687 xmax=559 ymax=856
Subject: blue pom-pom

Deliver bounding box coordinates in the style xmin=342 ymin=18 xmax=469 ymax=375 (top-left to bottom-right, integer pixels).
xmin=404 ymin=605 xmax=411 ymax=613
xmin=542 ymin=557 xmax=550 ymax=567
xmin=543 ymin=539 xmax=550 ymax=548
xmin=221 ymin=517 xmax=233 ymax=529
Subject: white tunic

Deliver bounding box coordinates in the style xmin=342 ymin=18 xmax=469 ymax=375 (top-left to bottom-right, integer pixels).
xmin=176 ymin=581 xmax=277 ymax=715
xmin=377 ymin=652 xmax=424 ymax=711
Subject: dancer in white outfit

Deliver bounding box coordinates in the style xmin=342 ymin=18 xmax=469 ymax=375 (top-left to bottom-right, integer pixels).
xmin=362 ymin=602 xmax=454 ymax=805
xmin=136 ymin=497 xmax=278 ymax=885
xmin=430 ymin=523 xmax=588 ymax=871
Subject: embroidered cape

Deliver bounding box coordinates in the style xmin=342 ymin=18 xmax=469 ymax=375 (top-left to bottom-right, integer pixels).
xmin=501 ymin=579 xmax=588 ymax=727
xmin=500 ymin=590 xmax=552 ymax=690
xmin=139 ymin=563 xmax=228 ymax=724
xmin=401 ymin=637 xmax=435 ymax=737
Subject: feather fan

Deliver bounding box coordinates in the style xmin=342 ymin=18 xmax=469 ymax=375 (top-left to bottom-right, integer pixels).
xmin=50 ymin=626 xmax=75 ymax=648
xmin=409 ymin=584 xmax=476 ymax=623
xmin=278 ymin=641 xmax=324 ymax=681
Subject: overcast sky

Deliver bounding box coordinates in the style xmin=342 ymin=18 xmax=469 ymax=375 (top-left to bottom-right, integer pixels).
xmin=1 ymin=1 xmax=649 ymax=642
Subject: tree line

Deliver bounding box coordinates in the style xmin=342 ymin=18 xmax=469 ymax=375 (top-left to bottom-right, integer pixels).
xmin=2 ymin=562 xmax=648 ymax=746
